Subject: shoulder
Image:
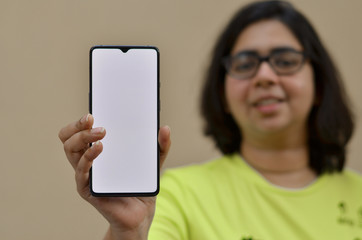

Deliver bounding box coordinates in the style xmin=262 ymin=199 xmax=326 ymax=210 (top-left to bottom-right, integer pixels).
xmin=159 ymin=154 xmax=242 ymax=195
xmin=152 ymin=154 xmax=244 ymax=239
xmin=324 ymin=168 xmax=362 ymax=195
xmin=337 ymin=168 xmax=362 ymax=185
xmin=330 ymin=168 xmax=362 ymax=182
xmin=161 ymin=154 xmax=239 ymax=182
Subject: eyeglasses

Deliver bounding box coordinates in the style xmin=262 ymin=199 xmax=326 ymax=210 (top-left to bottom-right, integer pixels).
xmin=222 ymin=48 xmax=307 ymax=80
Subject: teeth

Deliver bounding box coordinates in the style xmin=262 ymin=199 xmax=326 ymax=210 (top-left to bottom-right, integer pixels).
xmin=256 ymin=99 xmax=280 ymax=106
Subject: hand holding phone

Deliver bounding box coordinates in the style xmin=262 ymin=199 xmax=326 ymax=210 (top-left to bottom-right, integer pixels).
xmin=59 ymin=114 xmax=171 ymax=239
xmin=59 ymin=46 xmax=170 ymax=239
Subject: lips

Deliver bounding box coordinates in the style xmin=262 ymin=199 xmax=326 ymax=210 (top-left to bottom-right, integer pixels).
xmin=251 ymin=96 xmax=285 ymax=114
xmin=253 ymin=98 xmax=284 ymax=107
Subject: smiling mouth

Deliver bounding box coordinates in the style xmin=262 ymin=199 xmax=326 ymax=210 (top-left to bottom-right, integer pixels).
xmin=253 ymin=98 xmax=284 ymax=107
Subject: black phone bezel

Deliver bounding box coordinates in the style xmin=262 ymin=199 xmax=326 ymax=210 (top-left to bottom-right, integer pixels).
xmin=89 ymin=45 xmax=160 ymax=197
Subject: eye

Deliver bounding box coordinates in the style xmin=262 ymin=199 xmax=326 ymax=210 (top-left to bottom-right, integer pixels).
xmin=271 ymin=51 xmax=303 ymax=71
xmin=274 ymin=58 xmax=299 ymax=68
xmin=232 ymin=61 xmax=256 ymax=72
xmin=231 ymin=55 xmax=258 ymax=73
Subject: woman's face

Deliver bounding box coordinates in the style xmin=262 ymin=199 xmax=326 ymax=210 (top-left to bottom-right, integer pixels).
xmin=224 ymin=20 xmax=315 ymax=139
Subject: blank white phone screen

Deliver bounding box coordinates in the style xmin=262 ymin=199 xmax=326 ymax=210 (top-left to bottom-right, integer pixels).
xmin=91 ymin=47 xmax=158 ymax=195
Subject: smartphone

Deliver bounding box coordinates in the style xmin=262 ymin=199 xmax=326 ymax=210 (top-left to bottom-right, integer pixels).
xmin=89 ymin=45 xmax=159 ymax=197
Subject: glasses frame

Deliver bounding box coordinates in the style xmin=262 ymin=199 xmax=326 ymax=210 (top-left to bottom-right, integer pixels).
xmin=222 ymin=48 xmax=307 ymax=80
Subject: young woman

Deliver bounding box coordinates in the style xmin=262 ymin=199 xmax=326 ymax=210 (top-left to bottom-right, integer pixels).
xmin=59 ymin=1 xmax=361 ymax=239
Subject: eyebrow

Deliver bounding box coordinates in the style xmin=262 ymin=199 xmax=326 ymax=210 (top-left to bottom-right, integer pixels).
xmin=233 ymin=47 xmax=302 ymax=57
xmin=270 ymin=47 xmax=303 ymax=54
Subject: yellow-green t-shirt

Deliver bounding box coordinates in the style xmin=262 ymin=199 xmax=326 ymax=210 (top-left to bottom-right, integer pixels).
xmin=149 ymin=154 xmax=362 ymax=240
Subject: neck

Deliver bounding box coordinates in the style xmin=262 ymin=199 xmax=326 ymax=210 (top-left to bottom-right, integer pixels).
xmin=241 ymin=131 xmax=317 ymax=188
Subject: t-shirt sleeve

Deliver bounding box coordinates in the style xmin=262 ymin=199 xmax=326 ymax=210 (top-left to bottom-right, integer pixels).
xmin=148 ymin=170 xmax=189 ymax=240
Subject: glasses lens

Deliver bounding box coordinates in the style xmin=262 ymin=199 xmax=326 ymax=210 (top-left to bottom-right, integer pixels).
xmin=270 ymin=50 xmax=304 ymax=74
xmin=228 ymin=54 xmax=259 ymax=79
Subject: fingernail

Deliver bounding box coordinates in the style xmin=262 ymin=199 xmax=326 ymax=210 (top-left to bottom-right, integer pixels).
xmin=166 ymin=125 xmax=171 ymax=134
xmin=81 ymin=114 xmax=90 ymax=123
xmin=91 ymin=140 xmax=100 ymax=147
xmin=91 ymin=127 xmax=104 ymax=134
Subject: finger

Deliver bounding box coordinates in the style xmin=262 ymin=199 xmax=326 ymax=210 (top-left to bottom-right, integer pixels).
xmin=158 ymin=125 xmax=171 ymax=169
xmin=75 ymin=141 xmax=103 ymax=198
xmin=58 ymin=114 xmax=94 ymax=143
xmin=63 ymin=127 xmax=106 ymax=169
xmin=64 ymin=126 xmax=106 ymax=154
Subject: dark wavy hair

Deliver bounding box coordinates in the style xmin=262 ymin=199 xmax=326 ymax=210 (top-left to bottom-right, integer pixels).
xmin=200 ymin=0 xmax=354 ymax=174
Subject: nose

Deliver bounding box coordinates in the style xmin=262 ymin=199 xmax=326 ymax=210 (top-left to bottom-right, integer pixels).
xmin=252 ymin=61 xmax=279 ymax=88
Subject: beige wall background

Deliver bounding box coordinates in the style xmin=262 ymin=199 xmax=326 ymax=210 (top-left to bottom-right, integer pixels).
xmin=1 ymin=0 xmax=361 ymax=239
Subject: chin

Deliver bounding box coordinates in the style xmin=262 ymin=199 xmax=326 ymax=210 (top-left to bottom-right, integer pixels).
xmin=255 ymin=118 xmax=290 ymax=133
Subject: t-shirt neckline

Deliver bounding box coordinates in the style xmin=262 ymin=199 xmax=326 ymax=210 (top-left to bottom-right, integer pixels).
xmin=229 ymin=153 xmax=329 ymax=195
